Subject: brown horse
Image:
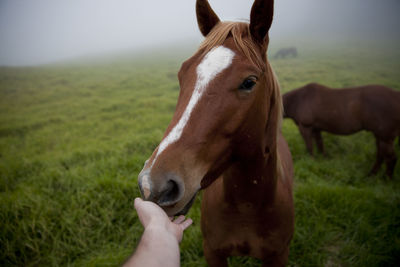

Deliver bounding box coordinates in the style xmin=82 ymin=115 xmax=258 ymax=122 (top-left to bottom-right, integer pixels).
xmin=138 ymin=0 xmax=294 ymax=265
xmin=283 ymin=83 xmax=400 ymax=178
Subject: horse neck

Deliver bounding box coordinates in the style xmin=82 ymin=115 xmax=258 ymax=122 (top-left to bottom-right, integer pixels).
xmin=283 ymin=91 xmax=297 ymax=119
xmin=222 ymin=152 xmax=278 ymax=207
xmin=222 ymin=99 xmax=280 ymax=206
xmin=222 ymin=61 xmax=281 ymax=207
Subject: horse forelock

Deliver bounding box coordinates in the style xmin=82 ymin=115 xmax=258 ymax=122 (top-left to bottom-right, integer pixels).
xmin=199 ymin=21 xmax=284 ymax=181
xmin=198 ymin=22 xmax=266 ymax=71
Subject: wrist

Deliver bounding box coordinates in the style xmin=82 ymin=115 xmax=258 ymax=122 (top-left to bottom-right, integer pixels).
xmin=125 ymin=225 xmax=180 ymax=267
xmin=143 ymin=225 xmax=179 ymax=244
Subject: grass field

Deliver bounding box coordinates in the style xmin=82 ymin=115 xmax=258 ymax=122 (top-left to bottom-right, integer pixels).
xmin=1 ymin=41 xmax=400 ymax=266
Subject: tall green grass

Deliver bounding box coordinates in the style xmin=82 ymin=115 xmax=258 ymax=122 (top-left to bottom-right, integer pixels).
xmin=1 ymin=43 xmax=399 ymax=266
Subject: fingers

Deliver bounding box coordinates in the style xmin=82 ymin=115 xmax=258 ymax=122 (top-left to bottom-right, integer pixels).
xmin=135 ymin=197 xmax=193 ymax=232
xmin=180 ymin=218 xmax=193 ymax=231
xmin=173 ymin=215 xmax=186 ymax=224
xmin=171 ymin=215 xmax=193 ymax=231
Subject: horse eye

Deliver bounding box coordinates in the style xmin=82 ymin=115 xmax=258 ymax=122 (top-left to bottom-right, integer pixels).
xmin=239 ymin=77 xmax=257 ymax=91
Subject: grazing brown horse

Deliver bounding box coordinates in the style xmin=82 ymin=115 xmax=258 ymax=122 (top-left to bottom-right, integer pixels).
xmin=283 ymin=83 xmax=400 ymax=178
xmin=138 ymin=0 xmax=294 ymax=265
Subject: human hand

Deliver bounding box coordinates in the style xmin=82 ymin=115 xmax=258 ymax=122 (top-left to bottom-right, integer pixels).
xmin=134 ymin=198 xmax=193 ymax=243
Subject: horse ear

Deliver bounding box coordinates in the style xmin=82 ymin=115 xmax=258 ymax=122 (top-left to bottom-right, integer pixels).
xmin=196 ymin=0 xmax=220 ymax=37
xmin=249 ymin=0 xmax=274 ymax=45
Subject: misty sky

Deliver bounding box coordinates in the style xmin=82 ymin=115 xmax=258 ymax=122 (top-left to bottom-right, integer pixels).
xmin=0 ymin=0 xmax=399 ymax=66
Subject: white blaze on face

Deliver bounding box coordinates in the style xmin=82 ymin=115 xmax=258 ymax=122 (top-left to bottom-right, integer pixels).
xmin=148 ymin=46 xmax=235 ymax=169
xmin=141 ymin=172 xmax=151 ymax=199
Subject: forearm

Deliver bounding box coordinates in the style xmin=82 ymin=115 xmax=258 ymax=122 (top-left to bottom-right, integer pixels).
xmin=123 ymin=227 xmax=180 ymax=267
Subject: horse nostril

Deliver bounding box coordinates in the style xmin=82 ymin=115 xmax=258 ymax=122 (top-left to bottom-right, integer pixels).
xmin=158 ymin=179 xmax=182 ymax=206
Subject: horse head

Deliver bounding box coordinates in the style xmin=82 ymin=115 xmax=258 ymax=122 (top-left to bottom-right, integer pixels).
xmin=138 ymin=0 xmax=281 ymax=216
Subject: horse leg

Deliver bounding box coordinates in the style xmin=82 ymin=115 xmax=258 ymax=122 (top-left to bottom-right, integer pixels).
xmin=381 ymin=139 xmax=397 ymax=179
xmin=261 ymin=247 xmax=289 ymax=267
xmin=298 ymin=124 xmax=314 ymax=155
xmin=203 ymin=241 xmax=228 ymax=267
xmin=369 ymin=138 xmax=384 ymax=176
xmin=313 ymin=129 xmax=325 ymax=155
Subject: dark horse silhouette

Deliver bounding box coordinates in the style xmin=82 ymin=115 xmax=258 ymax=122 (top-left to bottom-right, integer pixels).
xmin=283 ymin=83 xmax=400 ymax=178
xmin=274 ymin=47 xmax=297 ymax=59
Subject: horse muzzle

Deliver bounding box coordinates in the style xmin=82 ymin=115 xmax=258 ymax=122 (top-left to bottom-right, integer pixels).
xmin=138 ymin=169 xmax=185 ymax=205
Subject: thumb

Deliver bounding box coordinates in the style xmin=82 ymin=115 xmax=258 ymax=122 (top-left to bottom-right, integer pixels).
xmin=134 ymin=197 xmax=144 ymax=213
xmin=134 ymin=197 xmax=147 ymax=223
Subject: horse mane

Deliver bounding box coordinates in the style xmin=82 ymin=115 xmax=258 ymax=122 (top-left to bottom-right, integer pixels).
xmin=198 ymin=21 xmax=284 ymax=181
xmin=266 ymin=65 xmax=284 ymax=181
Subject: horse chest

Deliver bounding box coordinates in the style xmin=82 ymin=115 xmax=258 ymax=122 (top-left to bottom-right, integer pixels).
xmin=201 ymin=197 xmax=285 ymax=259
xmin=202 ymin=214 xmax=284 ymax=259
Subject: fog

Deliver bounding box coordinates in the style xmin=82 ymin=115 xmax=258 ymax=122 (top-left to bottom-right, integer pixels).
xmin=0 ymin=0 xmax=399 ymax=66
